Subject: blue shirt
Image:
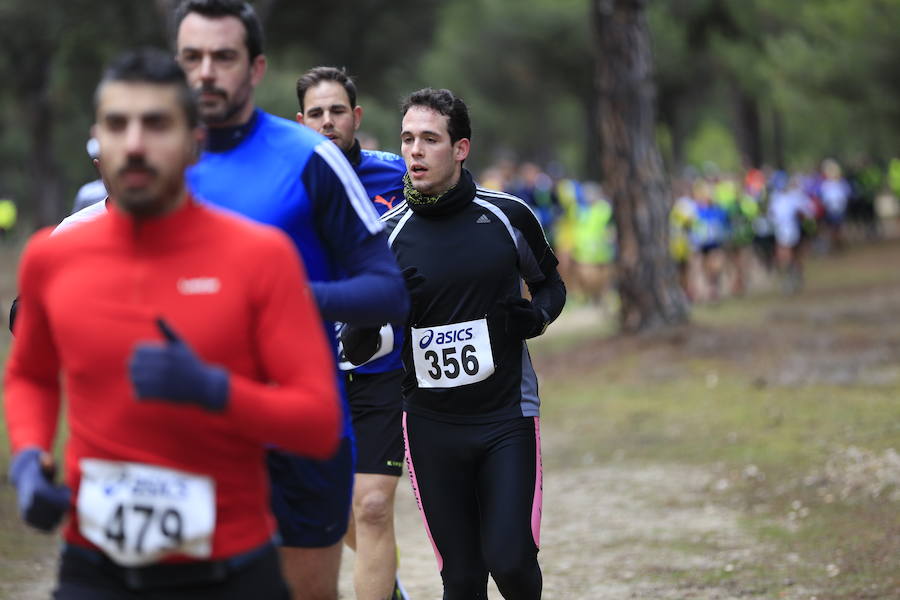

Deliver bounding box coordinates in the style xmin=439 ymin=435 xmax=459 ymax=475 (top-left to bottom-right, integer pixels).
xmin=188 ymin=109 xmax=408 ymax=438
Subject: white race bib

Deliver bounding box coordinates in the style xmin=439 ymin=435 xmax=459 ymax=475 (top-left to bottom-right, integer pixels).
xmin=336 ymin=323 xmax=395 ymax=371
xmin=77 ymin=459 xmax=216 ymax=566
xmin=411 ymin=318 xmax=495 ymax=388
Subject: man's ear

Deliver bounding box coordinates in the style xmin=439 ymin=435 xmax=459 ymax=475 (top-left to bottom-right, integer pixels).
xmin=296 ymin=111 xmax=304 ymax=125
xmin=250 ymin=54 xmax=267 ymax=87
xmin=353 ymin=105 xmax=363 ymax=132
xmin=454 ymin=138 xmax=470 ymax=162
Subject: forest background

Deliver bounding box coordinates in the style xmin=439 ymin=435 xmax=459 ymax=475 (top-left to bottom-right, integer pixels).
xmin=1 ymin=0 xmax=899 ymax=228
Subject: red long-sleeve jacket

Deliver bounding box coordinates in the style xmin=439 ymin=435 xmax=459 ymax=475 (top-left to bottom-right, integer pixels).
xmin=4 ymin=198 xmax=340 ymax=559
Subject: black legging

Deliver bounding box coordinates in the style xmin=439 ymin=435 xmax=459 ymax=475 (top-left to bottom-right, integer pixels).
xmin=404 ymin=412 xmax=543 ymax=600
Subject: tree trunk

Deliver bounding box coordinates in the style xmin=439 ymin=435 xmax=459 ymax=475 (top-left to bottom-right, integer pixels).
xmin=771 ymin=107 xmax=786 ymax=170
xmin=592 ymin=0 xmax=689 ymax=333
xmin=25 ymin=83 xmax=64 ymax=228
xmin=585 ymin=91 xmax=602 ymax=179
xmin=733 ymin=85 xmax=763 ymax=168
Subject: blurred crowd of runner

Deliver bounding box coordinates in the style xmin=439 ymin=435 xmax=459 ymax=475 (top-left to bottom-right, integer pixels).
xmin=480 ymin=157 xmax=900 ymax=305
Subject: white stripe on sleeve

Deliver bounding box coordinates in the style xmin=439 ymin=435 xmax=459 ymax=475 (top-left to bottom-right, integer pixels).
xmin=314 ymin=140 xmax=383 ymax=235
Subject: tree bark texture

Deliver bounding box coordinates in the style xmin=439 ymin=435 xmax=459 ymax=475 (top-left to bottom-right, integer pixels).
xmin=732 ymin=85 xmax=763 ymax=168
xmin=592 ymin=0 xmax=689 ymax=333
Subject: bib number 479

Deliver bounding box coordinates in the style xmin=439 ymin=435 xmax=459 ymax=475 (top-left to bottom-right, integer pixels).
xmin=104 ymin=503 xmax=183 ymax=555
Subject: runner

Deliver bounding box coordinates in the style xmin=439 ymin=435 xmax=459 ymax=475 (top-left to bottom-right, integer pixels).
xmin=3 ymin=47 xmax=341 ymax=599
xmin=296 ymin=65 xmax=409 ymax=600
xmin=348 ymin=88 xmax=566 ymax=599
xmin=691 ymin=179 xmax=730 ymax=302
xmin=173 ymin=2 xmax=408 ymax=598
xmin=768 ymin=171 xmax=817 ymax=294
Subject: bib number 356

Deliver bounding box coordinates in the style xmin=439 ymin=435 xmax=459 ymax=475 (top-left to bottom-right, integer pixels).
xmin=411 ymin=318 xmax=495 ymax=388
xmin=77 ymin=459 xmax=216 ymax=566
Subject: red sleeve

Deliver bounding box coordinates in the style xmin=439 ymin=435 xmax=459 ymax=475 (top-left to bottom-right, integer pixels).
xmin=223 ymin=232 xmax=341 ymax=459
xmin=3 ymin=230 xmax=62 ymax=454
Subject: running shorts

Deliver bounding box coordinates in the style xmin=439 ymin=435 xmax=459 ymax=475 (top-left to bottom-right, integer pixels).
xmin=267 ymin=436 xmax=356 ymax=547
xmin=346 ymin=369 xmax=404 ymax=477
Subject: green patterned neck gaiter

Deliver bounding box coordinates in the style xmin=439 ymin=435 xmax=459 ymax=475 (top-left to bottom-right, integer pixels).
xmin=403 ymin=169 xmax=475 ymax=217
xmin=403 ymin=172 xmax=458 ymax=207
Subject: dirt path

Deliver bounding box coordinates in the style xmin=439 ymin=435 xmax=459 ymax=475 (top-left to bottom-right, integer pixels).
xmin=7 ymin=391 xmax=816 ymax=600
xmin=339 ymin=457 xmax=818 ymax=600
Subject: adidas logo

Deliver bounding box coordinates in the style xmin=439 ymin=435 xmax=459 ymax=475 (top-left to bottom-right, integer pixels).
xmin=476 ymin=214 xmax=491 ymax=224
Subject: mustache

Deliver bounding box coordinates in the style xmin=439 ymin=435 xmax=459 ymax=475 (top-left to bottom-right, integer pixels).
xmin=117 ymin=158 xmax=157 ymax=177
xmin=196 ymin=84 xmax=227 ymax=99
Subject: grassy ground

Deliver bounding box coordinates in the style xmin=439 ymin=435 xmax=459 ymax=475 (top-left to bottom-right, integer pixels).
xmin=531 ymin=238 xmax=900 ymax=599
xmin=0 ymin=235 xmax=898 ymax=598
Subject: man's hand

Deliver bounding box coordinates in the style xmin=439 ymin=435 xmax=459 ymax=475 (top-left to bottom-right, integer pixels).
xmin=496 ymin=296 xmax=548 ymax=340
xmin=9 ymin=447 xmax=71 ymax=532
xmin=129 ymin=318 xmax=229 ymax=411
xmin=339 ymin=323 xmax=383 ymax=366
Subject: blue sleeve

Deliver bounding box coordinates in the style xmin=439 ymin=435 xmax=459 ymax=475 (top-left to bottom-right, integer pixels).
xmin=301 ymin=148 xmax=409 ymax=326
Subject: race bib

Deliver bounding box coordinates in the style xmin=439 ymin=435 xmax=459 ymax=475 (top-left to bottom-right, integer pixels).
xmin=411 ymin=318 xmax=495 ymax=388
xmin=336 ymin=323 xmax=394 ymax=371
xmin=77 ymin=459 xmax=215 ymax=566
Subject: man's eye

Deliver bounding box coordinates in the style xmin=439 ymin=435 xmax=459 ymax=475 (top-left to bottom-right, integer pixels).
xmin=145 ymin=117 xmax=170 ymax=131
xmin=105 ymin=118 xmax=127 ymax=131
xmin=214 ymin=52 xmax=238 ymax=64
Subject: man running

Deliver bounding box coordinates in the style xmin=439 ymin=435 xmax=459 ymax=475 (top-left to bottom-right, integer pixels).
xmin=173 ymin=2 xmax=408 ymax=598
xmin=296 ymin=66 xmax=408 ymax=600
xmin=4 ymin=47 xmax=340 ymax=599
xmin=348 ymin=88 xmax=566 ymax=599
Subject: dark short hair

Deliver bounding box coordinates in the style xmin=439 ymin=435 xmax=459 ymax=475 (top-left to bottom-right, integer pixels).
xmin=296 ymin=66 xmax=357 ymax=112
xmin=95 ymin=47 xmax=199 ymax=129
xmin=400 ymin=88 xmax=471 ymax=145
xmin=175 ymin=0 xmax=264 ymax=60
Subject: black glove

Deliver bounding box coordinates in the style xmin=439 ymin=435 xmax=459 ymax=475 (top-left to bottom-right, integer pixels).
xmin=129 ymin=319 xmax=229 ymax=412
xmin=402 ymin=266 xmax=426 ymax=306
xmin=339 ymin=323 xmax=382 ymax=366
xmin=9 ymin=448 xmax=71 ymax=532
xmin=496 ymin=296 xmax=548 ymax=340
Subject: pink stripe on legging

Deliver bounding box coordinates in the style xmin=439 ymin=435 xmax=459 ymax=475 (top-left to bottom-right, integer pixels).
xmin=402 ymin=412 xmax=443 ymax=572
xmin=532 ymin=416 xmax=543 ymax=547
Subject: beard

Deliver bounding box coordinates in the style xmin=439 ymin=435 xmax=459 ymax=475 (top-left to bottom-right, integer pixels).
xmin=111 ymin=159 xmax=185 ymax=219
xmin=196 ymin=82 xmax=251 ymax=126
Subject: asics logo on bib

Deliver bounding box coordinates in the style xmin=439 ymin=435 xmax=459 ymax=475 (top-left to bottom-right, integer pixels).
xmin=103 ymin=474 xmax=189 ymax=500
xmin=177 ymin=277 xmax=221 ymax=295
xmin=418 ymin=327 xmax=474 ymax=349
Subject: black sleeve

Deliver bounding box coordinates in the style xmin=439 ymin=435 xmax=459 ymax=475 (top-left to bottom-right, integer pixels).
xmin=508 ymin=199 xmax=566 ymax=329
xmin=526 ymin=266 xmax=566 ymax=329
xmin=8 ymin=295 xmax=18 ymax=334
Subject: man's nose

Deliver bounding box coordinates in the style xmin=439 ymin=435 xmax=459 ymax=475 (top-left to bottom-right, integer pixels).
xmin=199 ymin=54 xmax=215 ymax=80
xmin=124 ymin=122 xmax=145 ymax=155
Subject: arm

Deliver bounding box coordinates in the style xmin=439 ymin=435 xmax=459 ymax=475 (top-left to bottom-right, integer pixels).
xmin=498 ymin=200 xmax=567 ymax=339
xmin=3 ymin=233 xmax=71 ymax=532
xmin=4 ymin=233 xmax=62 ymax=454
xmin=303 ymin=142 xmax=409 ymax=326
